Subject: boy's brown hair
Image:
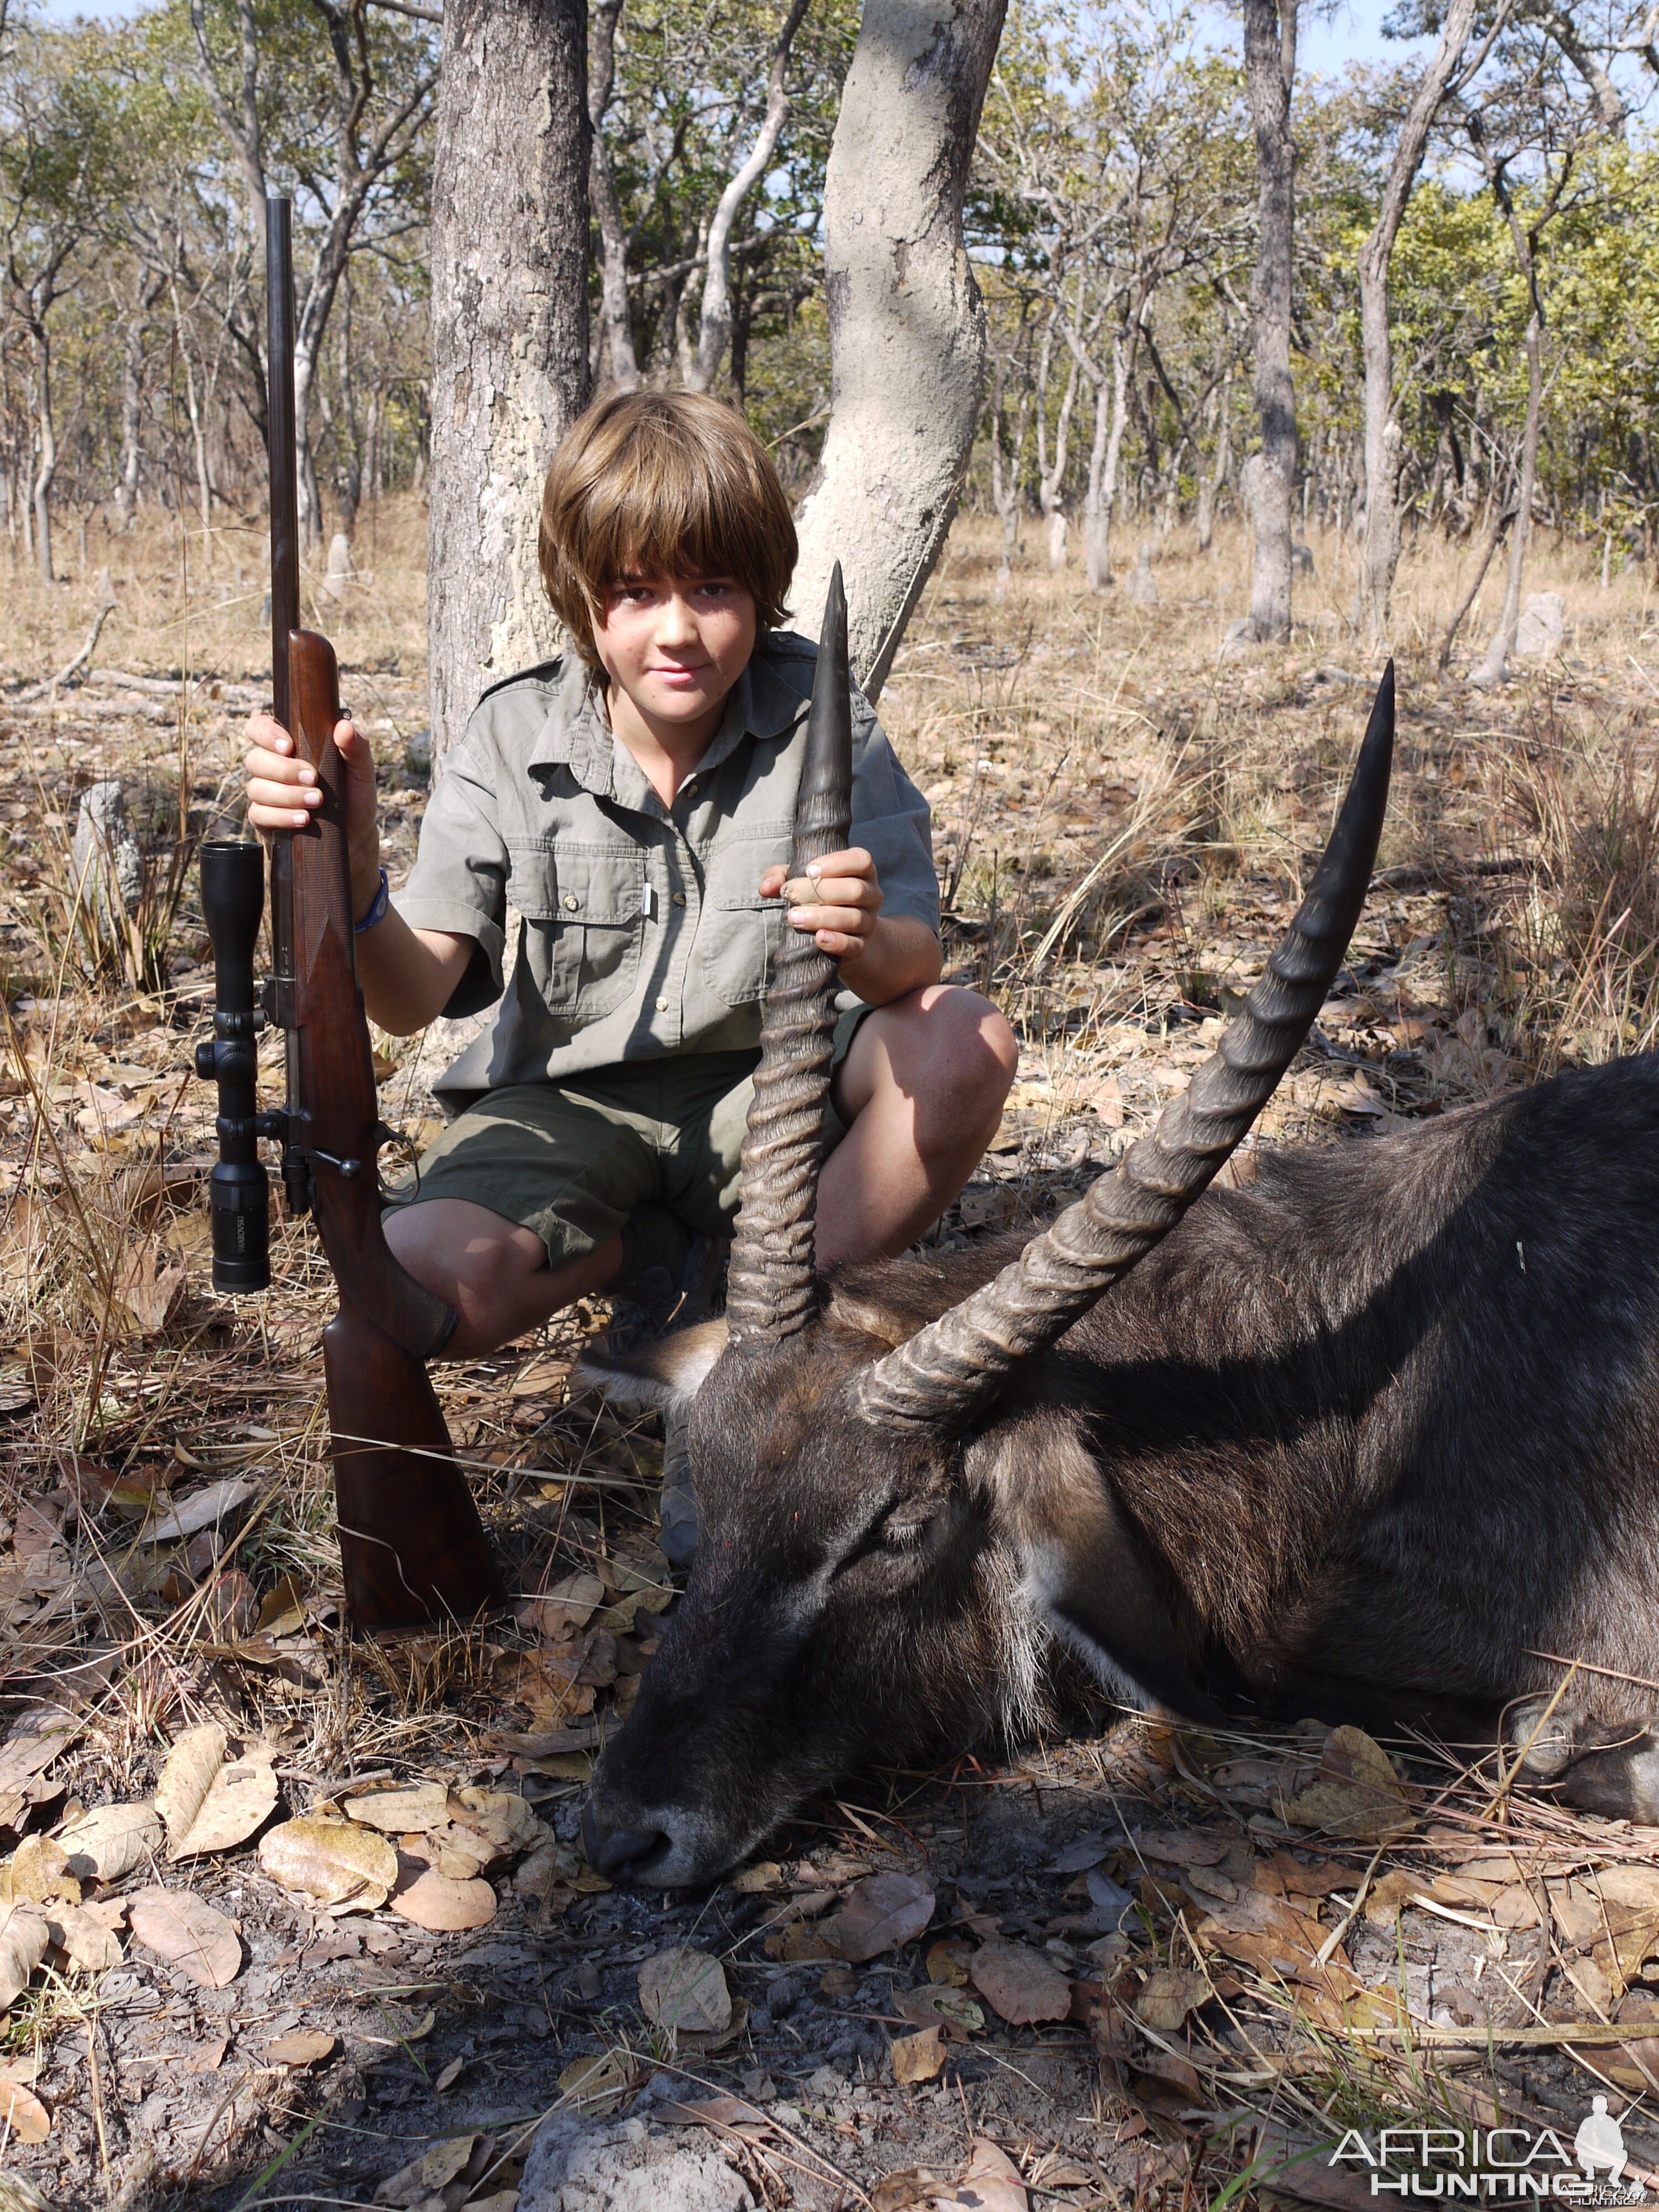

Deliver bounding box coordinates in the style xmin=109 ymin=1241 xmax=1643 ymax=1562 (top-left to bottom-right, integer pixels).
xmin=539 ymin=390 xmax=797 ymax=670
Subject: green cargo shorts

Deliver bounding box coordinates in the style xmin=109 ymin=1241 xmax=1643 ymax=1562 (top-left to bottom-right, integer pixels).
xmin=389 ymin=1005 xmax=872 ymax=1282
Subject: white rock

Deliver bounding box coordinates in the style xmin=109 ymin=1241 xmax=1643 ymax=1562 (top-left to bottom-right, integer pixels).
xmin=1515 ymin=591 xmax=1566 ymax=656
xmin=70 ymin=780 xmax=142 ymax=958
xmin=520 ymin=2112 xmax=754 ymax=2212
xmin=1124 ymin=541 xmax=1159 ymax=607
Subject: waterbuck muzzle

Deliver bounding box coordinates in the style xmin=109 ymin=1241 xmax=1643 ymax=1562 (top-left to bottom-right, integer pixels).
xmin=580 ymin=602 xmax=1396 ymax=1886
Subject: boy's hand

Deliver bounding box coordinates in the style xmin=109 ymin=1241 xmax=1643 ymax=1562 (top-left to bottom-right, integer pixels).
xmin=244 ymin=709 xmax=383 ymax=922
xmin=760 ymin=847 xmax=884 ymax=964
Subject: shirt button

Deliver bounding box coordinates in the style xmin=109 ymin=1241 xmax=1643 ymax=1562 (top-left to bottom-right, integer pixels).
xmin=672 ymin=891 xmax=686 ymax=907
xmin=562 ymin=894 xmax=578 ymax=911
xmin=654 ymin=997 xmax=669 ymax=1013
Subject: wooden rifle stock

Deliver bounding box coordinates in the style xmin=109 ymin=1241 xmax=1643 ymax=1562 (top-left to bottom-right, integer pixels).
xmin=283 ymin=630 xmax=505 ymax=1627
xmin=256 ymin=195 xmax=501 ymax=1630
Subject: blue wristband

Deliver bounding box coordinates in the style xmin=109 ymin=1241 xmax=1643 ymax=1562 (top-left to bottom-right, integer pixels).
xmin=353 ymin=866 xmax=390 ymax=934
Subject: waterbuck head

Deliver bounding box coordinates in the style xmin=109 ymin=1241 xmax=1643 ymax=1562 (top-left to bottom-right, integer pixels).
xmin=578 ymin=567 xmax=1395 ymax=1887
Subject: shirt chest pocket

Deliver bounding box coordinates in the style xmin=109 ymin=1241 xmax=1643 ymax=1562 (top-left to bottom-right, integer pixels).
xmin=699 ymin=838 xmax=790 ymax=1006
xmin=509 ymin=844 xmax=644 ymax=1023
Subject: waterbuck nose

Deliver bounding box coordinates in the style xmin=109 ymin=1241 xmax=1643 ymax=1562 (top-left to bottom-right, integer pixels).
xmin=581 ymin=1801 xmax=665 ymax=1881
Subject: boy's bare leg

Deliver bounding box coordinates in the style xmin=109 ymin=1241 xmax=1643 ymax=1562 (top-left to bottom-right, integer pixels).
xmin=385 ymin=1199 xmax=623 ymax=1359
xmin=819 ymin=985 xmax=1017 ymax=1268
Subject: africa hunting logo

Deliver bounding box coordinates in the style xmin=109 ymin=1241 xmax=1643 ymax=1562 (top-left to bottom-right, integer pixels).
xmin=1324 ymin=2102 xmax=1649 ymax=2200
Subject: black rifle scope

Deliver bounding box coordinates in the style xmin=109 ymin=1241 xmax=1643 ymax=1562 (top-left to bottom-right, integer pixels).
xmin=195 ymin=840 xmax=283 ymax=1293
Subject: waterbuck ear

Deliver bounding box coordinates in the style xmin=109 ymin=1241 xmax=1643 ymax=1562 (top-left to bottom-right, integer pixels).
xmin=573 ymin=1318 xmax=729 ymax=1416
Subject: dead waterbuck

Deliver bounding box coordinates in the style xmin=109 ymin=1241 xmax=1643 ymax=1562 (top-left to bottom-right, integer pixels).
xmin=579 ymin=571 xmax=1659 ymax=1888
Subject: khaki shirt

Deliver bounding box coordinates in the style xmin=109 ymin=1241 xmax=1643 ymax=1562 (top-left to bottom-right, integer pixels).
xmin=395 ymin=632 xmax=939 ymax=1104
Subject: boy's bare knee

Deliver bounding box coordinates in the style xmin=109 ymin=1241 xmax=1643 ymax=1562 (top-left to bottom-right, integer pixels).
xmin=869 ymin=984 xmax=1015 ymax=1159
xmin=384 ymin=1201 xmax=545 ymax=1314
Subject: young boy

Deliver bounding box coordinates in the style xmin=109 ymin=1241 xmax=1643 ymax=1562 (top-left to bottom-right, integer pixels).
xmin=244 ymin=390 xmax=1016 ymax=1382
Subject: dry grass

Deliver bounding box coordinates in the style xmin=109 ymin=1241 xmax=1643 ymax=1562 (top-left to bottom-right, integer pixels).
xmin=0 ymin=498 xmax=1657 ymax=2200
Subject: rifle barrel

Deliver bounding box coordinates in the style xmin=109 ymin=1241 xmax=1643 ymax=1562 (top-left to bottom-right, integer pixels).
xmin=266 ymin=196 xmax=299 ymax=734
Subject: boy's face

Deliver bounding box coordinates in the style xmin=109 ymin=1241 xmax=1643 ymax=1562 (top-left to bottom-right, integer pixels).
xmin=593 ymin=571 xmax=757 ymax=737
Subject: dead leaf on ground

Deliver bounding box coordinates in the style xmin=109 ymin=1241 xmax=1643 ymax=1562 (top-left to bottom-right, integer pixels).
xmin=891 ymin=2024 xmax=946 ymax=2084
xmin=968 ymin=1941 xmax=1072 ymax=2026
xmin=44 ymin=1902 xmax=123 ymax=1973
xmin=0 ymin=1705 xmax=82 ymax=1829
xmin=0 ymin=1904 xmax=50 ymax=2008
xmin=140 ymin=1474 xmax=257 ymax=1546
xmin=638 ymin=1947 xmax=732 ymax=2036
xmin=1130 ymin=1828 xmax=1232 ymax=1867
xmin=155 ymin=1724 xmax=278 ymax=1858
xmin=1282 ymin=1725 xmax=1413 ymax=1842
xmin=127 ymin=1886 xmax=241 ymax=1988
xmin=254 ymin=1573 xmax=307 ymax=1637
xmin=0 ymin=1837 xmax=77 ymax=1908
xmin=558 ymin=2048 xmax=640 ymax=2114
xmin=731 ymin=1860 xmax=786 ymax=1894
xmin=340 ymin=1783 xmax=449 ymax=1834
xmin=374 ymin=2132 xmax=481 ymax=2206
xmin=926 ymin=1938 xmax=973 ymax=1986
xmin=259 ymin=1818 xmax=397 ymax=1915
xmin=529 ymin=1570 xmax=604 ymax=1639
xmin=764 ymin=1921 xmax=842 ymax=1963
xmin=893 ymin=1983 xmax=984 ymax=2041
xmin=833 ymin=1871 xmax=936 ymax=1962
xmin=114 ymin=1239 xmax=186 ymax=1335
xmin=1135 ymin=1967 xmax=1213 ymax=2033
xmin=932 ymin=2139 xmax=1029 ymax=2212
xmin=0 ymin=2077 xmax=49 ymax=2143
xmin=873 ymin=2171 xmax=950 ymax=2212
xmin=268 ymin=2030 xmax=336 ymax=2068
xmin=390 ymin=1866 xmax=497 ymax=1933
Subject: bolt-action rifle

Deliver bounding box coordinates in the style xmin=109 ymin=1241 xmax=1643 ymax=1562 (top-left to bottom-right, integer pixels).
xmin=192 ymin=196 xmax=504 ymax=1630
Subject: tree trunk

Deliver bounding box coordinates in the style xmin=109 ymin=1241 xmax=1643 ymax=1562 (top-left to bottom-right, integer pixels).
xmin=1242 ymin=0 xmax=1296 ymax=643
xmin=427 ymin=0 xmax=591 ymax=768
xmin=588 ymin=0 xmax=639 ymax=392
xmin=689 ymin=0 xmax=810 ymax=393
xmin=1196 ymin=371 xmax=1232 ymax=554
xmin=1038 ymin=339 xmax=1078 ymax=572
xmin=114 ymin=272 xmax=162 ymax=527
xmin=30 ymin=335 xmax=55 ymax=586
xmin=791 ymin=0 xmax=1009 ymax=700
xmin=1358 ymin=0 xmax=1479 ymax=644
xmin=1472 ymin=306 xmax=1542 ymax=687
xmin=1084 ymin=328 xmax=1131 ymax=593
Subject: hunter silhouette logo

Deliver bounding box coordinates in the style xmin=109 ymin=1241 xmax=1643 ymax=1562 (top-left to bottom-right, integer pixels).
xmin=1326 ymin=2110 xmax=1651 ymax=2199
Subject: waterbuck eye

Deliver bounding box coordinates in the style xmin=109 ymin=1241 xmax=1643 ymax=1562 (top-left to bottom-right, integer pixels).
xmin=881 ymin=1517 xmax=930 ymax=1553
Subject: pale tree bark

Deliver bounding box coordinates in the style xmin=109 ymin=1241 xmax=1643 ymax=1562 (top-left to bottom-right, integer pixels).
xmin=427 ymin=0 xmax=589 ymax=767
xmin=1196 ymin=368 xmax=1232 ymax=553
xmin=1036 ymin=321 xmax=1078 ymax=570
xmin=29 ymin=335 xmax=55 ymax=584
xmin=1082 ymin=327 xmax=1133 ymax=592
xmin=1358 ymin=0 xmax=1489 ymax=644
xmin=791 ymin=0 xmax=1009 ymax=698
xmin=588 ymin=0 xmax=639 ymax=392
xmin=1241 ymin=0 xmax=1296 ymax=643
xmin=114 ymin=270 xmax=163 ymax=525
xmin=688 ymin=0 xmax=810 ymax=394
xmin=1469 ymin=122 xmax=1563 ymax=688
xmin=1470 ymin=298 xmax=1543 ymax=687
xmin=988 ymin=361 xmax=1031 ymax=585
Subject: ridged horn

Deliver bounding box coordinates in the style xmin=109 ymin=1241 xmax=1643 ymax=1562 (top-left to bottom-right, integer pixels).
xmin=856 ymin=661 xmax=1396 ymax=1428
xmin=724 ymin=565 xmax=855 ymax=1345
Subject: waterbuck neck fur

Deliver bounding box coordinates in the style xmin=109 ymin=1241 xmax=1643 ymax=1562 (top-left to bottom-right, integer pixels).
xmin=575 ymin=617 xmax=1659 ymax=1890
